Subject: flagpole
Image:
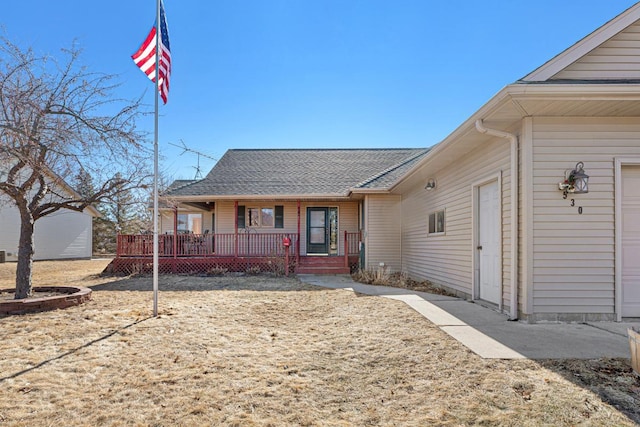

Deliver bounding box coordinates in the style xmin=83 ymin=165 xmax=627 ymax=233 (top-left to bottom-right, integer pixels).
xmin=152 ymin=0 xmax=161 ymax=317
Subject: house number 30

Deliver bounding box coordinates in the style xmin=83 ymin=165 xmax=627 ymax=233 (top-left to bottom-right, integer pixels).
xmin=570 ymin=199 xmax=583 ymax=214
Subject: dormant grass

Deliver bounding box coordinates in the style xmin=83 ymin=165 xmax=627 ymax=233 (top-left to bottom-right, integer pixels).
xmin=0 ymin=260 xmax=637 ymax=426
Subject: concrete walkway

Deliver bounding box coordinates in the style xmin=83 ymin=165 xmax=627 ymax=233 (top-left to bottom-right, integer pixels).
xmin=297 ymin=274 xmax=639 ymax=360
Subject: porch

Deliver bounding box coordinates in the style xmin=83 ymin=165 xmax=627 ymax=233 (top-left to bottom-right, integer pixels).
xmin=109 ymin=231 xmax=361 ymax=275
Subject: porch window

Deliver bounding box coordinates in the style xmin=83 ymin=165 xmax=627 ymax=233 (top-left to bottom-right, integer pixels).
xmin=177 ymin=213 xmax=203 ymax=234
xmin=248 ymin=208 xmax=260 ymax=227
xmin=246 ymin=206 xmax=277 ymax=228
xmin=261 ymin=208 xmax=274 ymax=227
xmin=428 ymin=210 xmax=445 ymax=235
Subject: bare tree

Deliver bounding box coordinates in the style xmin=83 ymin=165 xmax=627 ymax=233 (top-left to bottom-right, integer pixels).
xmin=0 ymin=38 xmax=151 ymax=299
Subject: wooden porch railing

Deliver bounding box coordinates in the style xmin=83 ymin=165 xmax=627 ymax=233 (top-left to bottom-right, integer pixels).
xmin=117 ymin=232 xmax=300 ymax=258
xmin=117 ymin=231 xmax=361 ymax=264
xmin=113 ymin=231 xmax=362 ymax=276
xmin=344 ymin=230 xmax=361 ymax=268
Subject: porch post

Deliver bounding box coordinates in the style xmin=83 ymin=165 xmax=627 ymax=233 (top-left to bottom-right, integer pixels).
xmin=234 ymin=201 xmax=239 ymax=257
xmin=297 ymin=200 xmax=301 ymax=266
xmin=344 ymin=230 xmax=348 ymax=269
xmin=173 ymin=207 xmax=178 ymax=259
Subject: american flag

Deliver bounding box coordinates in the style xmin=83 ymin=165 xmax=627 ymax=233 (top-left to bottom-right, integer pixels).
xmin=132 ymin=0 xmax=171 ymax=104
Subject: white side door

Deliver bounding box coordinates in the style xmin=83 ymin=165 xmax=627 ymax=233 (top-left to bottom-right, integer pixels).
xmin=622 ymin=166 xmax=640 ymax=317
xmin=478 ymin=181 xmax=500 ymax=304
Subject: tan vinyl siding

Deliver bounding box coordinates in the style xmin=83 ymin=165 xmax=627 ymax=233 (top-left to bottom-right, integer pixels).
xmin=160 ymin=211 xmax=174 ymax=234
xmin=531 ymin=117 xmax=640 ymax=315
xmin=552 ymin=22 xmax=640 ymax=80
xmin=364 ymin=195 xmax=401 ymax=272
xmin=217 ymin=201 xmax=236 ymax=232
xmin=401 ymin=138 xmax=513 ymax=302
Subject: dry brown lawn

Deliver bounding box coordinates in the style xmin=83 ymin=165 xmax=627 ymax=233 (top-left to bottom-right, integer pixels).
xmin=0 ymin=259 xmax=639 ymax=426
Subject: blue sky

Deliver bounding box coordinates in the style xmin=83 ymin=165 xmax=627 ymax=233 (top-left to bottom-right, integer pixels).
xmin=3 ymin=1 xmax=638 ymax=180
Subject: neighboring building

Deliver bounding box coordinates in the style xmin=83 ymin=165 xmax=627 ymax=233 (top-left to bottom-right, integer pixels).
xmin=113 ymin=3 xmax=640 ymax=322
xmin=0 ymin=188 xmax=99 ymax=262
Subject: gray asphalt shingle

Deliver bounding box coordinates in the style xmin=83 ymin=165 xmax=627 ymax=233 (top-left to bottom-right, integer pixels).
xmin=166 ymin=148 xmax=429 ymax=197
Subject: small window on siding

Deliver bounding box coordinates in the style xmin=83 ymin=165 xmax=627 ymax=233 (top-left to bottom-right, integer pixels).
xmin=428 ymin=210 xmax=445 ymax=235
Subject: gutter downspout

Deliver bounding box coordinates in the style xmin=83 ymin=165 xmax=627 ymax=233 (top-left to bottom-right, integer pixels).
xmin=475 ymin=120 xmax=519 ymax=321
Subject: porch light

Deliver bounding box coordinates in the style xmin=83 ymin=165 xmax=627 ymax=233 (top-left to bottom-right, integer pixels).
xmin=559 ymin=162 xmax=589 ymax=198
xmin=425 ymin=178 xmax=437 ymax=191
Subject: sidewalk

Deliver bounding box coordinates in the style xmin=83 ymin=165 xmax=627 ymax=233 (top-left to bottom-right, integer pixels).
xmin=297 ymin=274 xmax=639 ymax=360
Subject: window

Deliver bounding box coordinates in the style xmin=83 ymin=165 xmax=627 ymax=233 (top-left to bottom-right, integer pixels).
xmin=248 ymin=208 xmax=260 ymax=227
xmin=177 ymin=213 xmax=203 ymax=233
xmin=261 ymin=208 xmax=274 ymax=227
xmin=242 ymin=206 xmax=281 ymax=228
xmin=428 ymin=210 xmax=445 ymax=235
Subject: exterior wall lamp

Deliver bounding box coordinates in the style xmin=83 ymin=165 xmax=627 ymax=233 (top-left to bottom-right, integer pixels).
xmin=559 ymin=162 xmax=589 ymax=198
xmin=425 ymin=178 xmax=437 ymax=191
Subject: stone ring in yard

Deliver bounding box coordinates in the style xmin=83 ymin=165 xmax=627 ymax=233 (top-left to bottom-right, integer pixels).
xmin=0 ymin=286 xmax=92 ymax=315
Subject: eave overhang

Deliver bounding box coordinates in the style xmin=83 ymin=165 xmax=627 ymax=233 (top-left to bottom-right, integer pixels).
xmin=389 ymin=82 xmax=640 ymax=193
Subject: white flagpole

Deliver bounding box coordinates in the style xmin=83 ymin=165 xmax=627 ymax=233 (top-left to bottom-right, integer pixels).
xmin=152 ymin=0 xmax=161 ymax=317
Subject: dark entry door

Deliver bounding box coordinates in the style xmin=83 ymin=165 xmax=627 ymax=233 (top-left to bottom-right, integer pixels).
xmin=307 ymin=207 xmax=329 ymax=254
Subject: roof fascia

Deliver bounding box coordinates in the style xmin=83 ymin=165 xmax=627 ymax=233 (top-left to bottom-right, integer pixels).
xmin=522 ymin=3 xmax=640 ymax=82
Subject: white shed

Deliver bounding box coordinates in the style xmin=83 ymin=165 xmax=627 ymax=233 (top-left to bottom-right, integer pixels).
xmin=0 ymin=192 xmax=98 ymax=262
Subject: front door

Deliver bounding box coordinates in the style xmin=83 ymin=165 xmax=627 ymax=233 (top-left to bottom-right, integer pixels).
xmin=478 ymin=181 xmax=500 ymax=304
xmin=307 ymin=207 xmax=329 ymax=254
xmin=622 ymin=166 xmax=640 ymax=317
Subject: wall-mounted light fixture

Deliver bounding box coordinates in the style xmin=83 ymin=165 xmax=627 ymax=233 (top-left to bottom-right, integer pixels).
xmin=425 ymin=178 xmax=437 ymax=191
xmin=558 ymin=162 xmax=589 ymax=198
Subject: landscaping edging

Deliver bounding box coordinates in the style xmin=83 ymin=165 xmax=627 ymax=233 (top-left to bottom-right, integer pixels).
xmin=0 ymin=286 xmax=92 ymax=315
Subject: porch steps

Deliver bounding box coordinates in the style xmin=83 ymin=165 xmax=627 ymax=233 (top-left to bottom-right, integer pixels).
xmin=297 ymin=256 xmax=350 ymax=275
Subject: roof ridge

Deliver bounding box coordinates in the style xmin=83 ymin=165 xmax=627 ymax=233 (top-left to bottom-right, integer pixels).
xmin=165 ymin=179 xmax=201 ymax=193
xmin=354 ymin=149 xmax=430 ymax=189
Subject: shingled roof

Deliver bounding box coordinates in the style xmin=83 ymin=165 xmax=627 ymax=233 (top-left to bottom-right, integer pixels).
xmin=166 ymin=148 xmax=429 ymax=198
